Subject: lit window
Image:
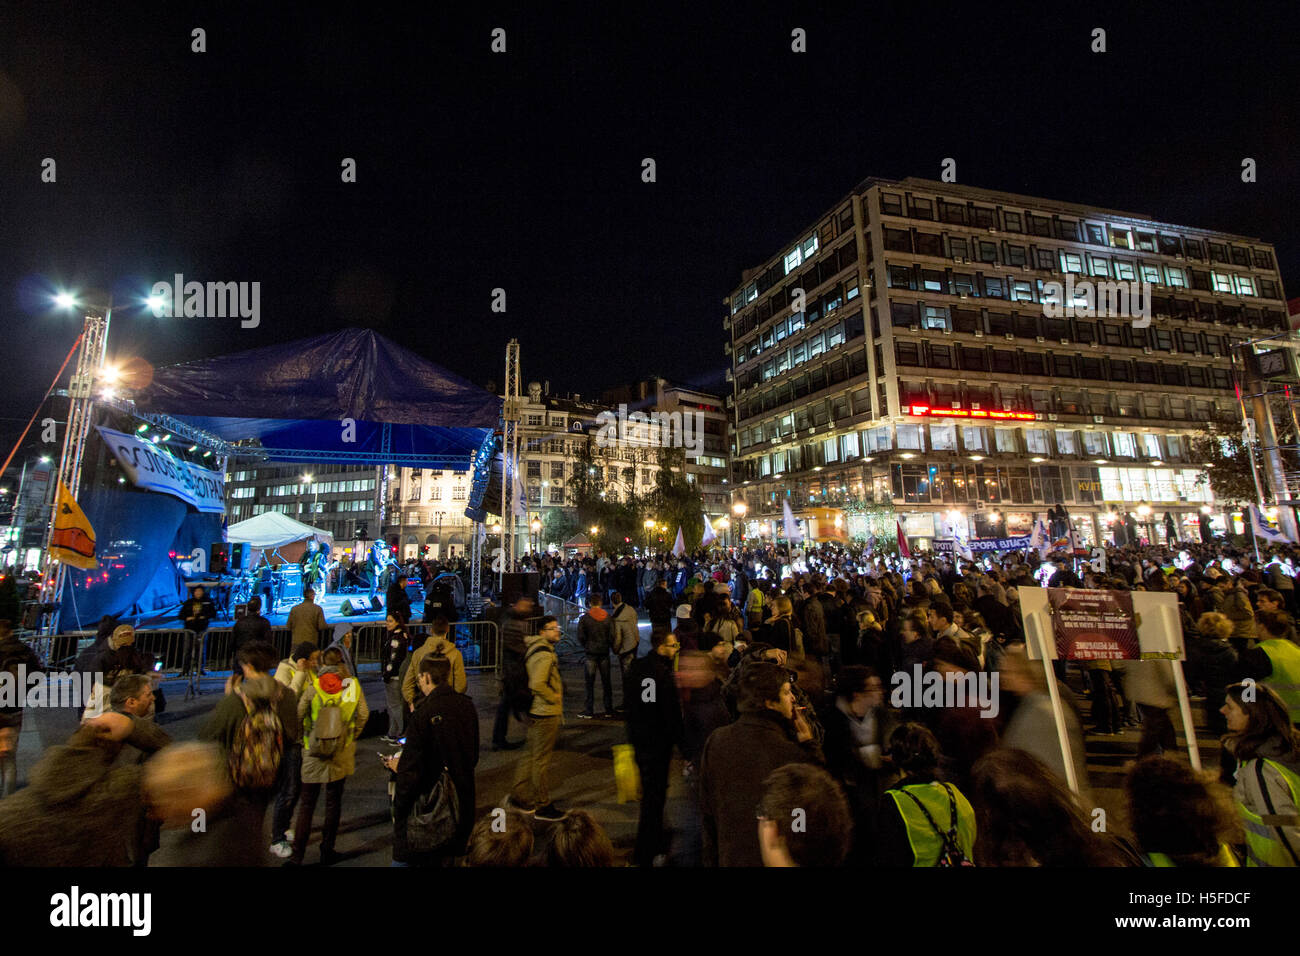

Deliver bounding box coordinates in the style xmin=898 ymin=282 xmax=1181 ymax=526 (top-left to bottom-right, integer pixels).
xmin=1234 ymin=275 xmax=1255 ymax=296
xmin=1212 ymin=272 xmax=1234 ymax=293
xmin=1166 ymin=267 xmax=1186 ymax=288
xmin=1140 ymin=264 xmax=1161 ymax=284
xmin=1062 ymin=253 xmax=1084 ymax=273
xmin=1090 ymin=256 xmax=1111 ymax=277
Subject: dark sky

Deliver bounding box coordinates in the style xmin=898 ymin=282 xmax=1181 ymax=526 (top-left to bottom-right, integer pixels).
xmin=1 ymin=2 xmax=1297 ymax=461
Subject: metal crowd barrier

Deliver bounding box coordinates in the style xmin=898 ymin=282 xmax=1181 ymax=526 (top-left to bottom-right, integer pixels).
xmin=539 ymin=593 xmax=585 ymax=656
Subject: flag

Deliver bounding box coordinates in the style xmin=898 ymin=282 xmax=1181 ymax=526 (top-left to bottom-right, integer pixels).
xmin=1066 ymin=528 xmax=1088 ymax=554
xmin=221 ymin=515 xmax=229 ymax=542
xmin=1249 ymin=504 xmax=1293 ymax=545
xmin=700 ymin=513 xmax=717 ymax=546
xmin=1030 ymin=517 xmax=1049 ymax=559
xmin=782 ymin=499 xmax=804 ymax=543
xmin=50 ymin=481 xmax=97 ymax=569
xmin=672 ymin=526 xmax=687 ymax=556
xmin=895 ymin=519 xmax=912 ymax=560
xmin=511 ymin=462 xmax=526 ymax=519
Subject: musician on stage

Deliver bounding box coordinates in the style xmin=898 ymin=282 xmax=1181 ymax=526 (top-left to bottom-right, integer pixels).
xmin=300 ymin=537 xmax=328 ymax=595
xmin=367 ymin=538 xmax=398 ymax=599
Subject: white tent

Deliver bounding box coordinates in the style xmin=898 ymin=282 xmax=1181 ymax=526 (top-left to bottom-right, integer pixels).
xmin=227 ymin=511 xmax=335 ymax=550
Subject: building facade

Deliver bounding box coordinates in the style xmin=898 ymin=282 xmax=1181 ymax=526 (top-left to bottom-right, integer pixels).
xmin=226 ymin=464 xmax=381 ymax=557
xmin=726 ymin=176 xmax=1291 ymax=549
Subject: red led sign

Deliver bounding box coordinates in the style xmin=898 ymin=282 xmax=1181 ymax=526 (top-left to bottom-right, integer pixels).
xmin=909 ymin=404 xmax=1036 ymax=421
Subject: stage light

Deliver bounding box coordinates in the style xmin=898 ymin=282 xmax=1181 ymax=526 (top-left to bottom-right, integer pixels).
xmin=150 ymin=434 xmax=160 ymax=443
xmin=187 ymin=445 xmax=197 ymax=452
xmin=145 ymin=294 xmax=167 ymax=314
xmin=99 ymin=364 xmax=122 ymax=384
xmin=161 ymin=434 xmax=171 ymax=442
xmin=39 ymin=456 xmax=51 ymax=464
xmin=53 ymin=292 xmax=77 ymax=310
xmin=202 ymin=450 xmax=212 ymax=458
xmin=136 ymin=423 xmax=149 ymax=433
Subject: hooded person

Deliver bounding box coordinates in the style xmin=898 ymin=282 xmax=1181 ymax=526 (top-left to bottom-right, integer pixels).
xmin=577 ymin=592 xmax=616 ymax=719
xmin=287 ymin=661 xmax=369 ymax=866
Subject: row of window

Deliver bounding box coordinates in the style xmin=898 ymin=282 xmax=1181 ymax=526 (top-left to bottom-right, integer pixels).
xmin=731 ymin=237 xmax=860 ymax=325
xmin=732 ymin=207 xmax=857 ymax=311
xmin=878 ymin=191 xmax=1275 ymax=269
xmin=735 ymin=347 xmax=870 ymax=419
xmin=892 ymin=341 xmax=1236 ymax=389
xmin=249 ymin=499 xmax=373 ymax=515
xmin=260 ymin=479 xmax=377 ymax=498
xmin=888 ymin=299 xmax=1283 ymax=335
xmin=895 ymin=382 xmax=1227 ymax=422
xmin=882 ymin=231 xmax=1280 ymax=299
xmin=887 ymin=462 xmax=1207 ymax=507
xmin=734 ymin=278 xmax=862 ymax=363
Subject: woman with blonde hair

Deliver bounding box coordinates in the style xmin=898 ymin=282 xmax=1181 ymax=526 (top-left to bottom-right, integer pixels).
xmin=1187 ymin=611 xmax=1237 ymax=736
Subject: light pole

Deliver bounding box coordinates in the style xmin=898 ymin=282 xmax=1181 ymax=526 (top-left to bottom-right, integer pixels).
xmin=301 ymin=473 xmax=317 ymax=517
xmin=732 ymin=500 xmax=748 ymax=548
xmin=531 ymin=516 xmax=542 ymax=555
xmin=433 ymin=510 xmax=446 ymax=561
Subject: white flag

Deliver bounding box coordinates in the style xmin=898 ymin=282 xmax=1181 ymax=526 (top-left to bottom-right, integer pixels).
xmin=782 ymin=499 xmax=804 ymax=543
xmin=1030 ymin=517 xmax=1050 ymax=559
xmin=1249 ymin=504 xmax=1292 ymax=544
xmin=672 ymin=526 xmax=687 ymax=556
xmin=700 ymin=513 xmax=717 ymax=546
xmin=512 ymin=463 xmax=526 ymax=519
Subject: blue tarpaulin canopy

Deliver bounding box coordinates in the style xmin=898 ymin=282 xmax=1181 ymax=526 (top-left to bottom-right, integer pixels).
xmin=135 ymin=328 xmax=499 ymax=467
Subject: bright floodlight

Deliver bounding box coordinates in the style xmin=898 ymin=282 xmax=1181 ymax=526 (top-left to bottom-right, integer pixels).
xmin=99 ymin=364 xmax=122 ymax=384
xmin=40 ymin=456 xmax=51 ymax=464
xmin=145 ymin=295 xmax=167 ymax=314
xmin=53 ymin=292 xmax=77 ymax=310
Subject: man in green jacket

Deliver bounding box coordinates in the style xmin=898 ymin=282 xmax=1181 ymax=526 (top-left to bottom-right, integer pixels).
xmin=510 ymin=616 xmax=566 ymax=821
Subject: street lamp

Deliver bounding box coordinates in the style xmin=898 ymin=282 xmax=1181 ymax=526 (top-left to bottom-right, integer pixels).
xmin=531 ymin=517 xmax=542 ymax=554
xmin=433 ymin=511 xmax=446 ymax=560
xmin=301 ymin=473 xmax=317 ymax=516
xmin=643 ymin=517 xmax=655 ymax=552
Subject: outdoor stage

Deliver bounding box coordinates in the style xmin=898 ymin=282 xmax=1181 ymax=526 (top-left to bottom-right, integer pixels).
xmin=150 ymin=590 xmax=428 ymax=630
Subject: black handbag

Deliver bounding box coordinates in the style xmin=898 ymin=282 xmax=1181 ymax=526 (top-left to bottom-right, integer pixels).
xmin=405 ymin=767 xmax=459 ymax=852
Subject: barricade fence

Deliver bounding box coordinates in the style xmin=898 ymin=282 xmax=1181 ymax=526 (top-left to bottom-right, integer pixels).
xmin=38 ymin=618 xmax=503 ymax=682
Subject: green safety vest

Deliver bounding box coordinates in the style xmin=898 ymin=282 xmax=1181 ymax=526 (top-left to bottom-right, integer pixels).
xmin=303 ymin=675 xmax=361 ymax=749
xmin=887 ymin=782 xmax=976 ymax=867
xmin=1148 ymin=845 xmax=1239 ymax=867
xmin=1259 ymin=639 xmax=1300 ymax=726
xmin=1237 ymin=758 xmax=1300 ymax=868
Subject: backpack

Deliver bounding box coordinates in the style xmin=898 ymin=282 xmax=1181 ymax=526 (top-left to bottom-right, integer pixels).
xmin=228 ymin=689 xmax=283 ymax=789
xmin=898 ymin=784 xmax=974 ymax=867
xmin=307 ymin=684 xmax=347 ymax=758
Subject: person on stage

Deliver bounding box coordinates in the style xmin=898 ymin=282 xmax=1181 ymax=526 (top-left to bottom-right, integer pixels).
xmin=301 ymin=538 xmax=328 ymax=595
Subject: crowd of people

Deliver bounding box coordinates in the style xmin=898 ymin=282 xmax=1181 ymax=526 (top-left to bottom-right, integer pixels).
xmin=0 ymin=535 xmax=1296 ymax=867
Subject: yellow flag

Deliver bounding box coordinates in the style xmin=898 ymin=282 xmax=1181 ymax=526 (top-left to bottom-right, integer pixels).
xmin=50 ymin=481 xmax=97 ymax=569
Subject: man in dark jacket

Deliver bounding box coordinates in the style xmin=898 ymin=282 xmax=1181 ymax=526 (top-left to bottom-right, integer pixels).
xmin=624 ymin=628 xmax=683 ymax=866
xmin=232 ymin=596 xmax=273 ymax=656
xmin=493 ymin=597 xmax=534 ymax=750
xmin=182 ymin=586 xmax=215 ymax=676
xmin=0 ymin=621 xmax=42 ymax=797
xmin=385 ymin=572 xmax=413 ymax=624
xmin=699 ymin=662 xmax=823 ymax=867
xmin=578 ymin=593 xmax=615 ymax=719
xmin=388 ymin=655 xmax=480 ymax=865
xmin=645 ymin=578 xmax=675 ymax=631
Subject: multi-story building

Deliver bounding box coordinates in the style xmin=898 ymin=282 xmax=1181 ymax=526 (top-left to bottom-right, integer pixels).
xmin=725 ymin=176 xmax=1291 ymax=549
xmin=226 ymin=464 xmax=381 ymax=556
xmin=600 ymin=378 xmax=730 ymax=516
xmin=382 ymin=468 xmax=479 ymax=560
xmin=385 ymin=382 xmax=674 ymax=555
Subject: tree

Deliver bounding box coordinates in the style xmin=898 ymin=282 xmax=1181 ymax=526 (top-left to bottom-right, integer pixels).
xmin=1189 ymin=429 xmax=1262 ymax=507
xmin=541 ymin=508 xmax=580 ymax=549
xmin=647 ymin=446 xmax=703 ymax=550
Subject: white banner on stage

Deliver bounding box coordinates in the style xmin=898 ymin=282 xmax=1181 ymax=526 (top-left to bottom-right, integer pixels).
xmin=96 ymin=426 xmax=226 ymax=513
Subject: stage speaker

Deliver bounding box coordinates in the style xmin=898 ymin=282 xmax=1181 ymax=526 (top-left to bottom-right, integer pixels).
xmin=229 ymin=542 xmax=248 ymax=572
xmin=501 ymin=572 xmax=540 ymax=606
xmin=340 ymin=598 xmax=372 ymax=616
xmin=210 ymin=542 xmax=229 ymax=575
xmin=234 ymin=602 xmax=250 ymax=620
xmin=371 ymin=596 xmax=384 ymax=611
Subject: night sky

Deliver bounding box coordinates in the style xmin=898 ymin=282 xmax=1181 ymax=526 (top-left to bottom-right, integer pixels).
xmin=1 ymin=2 xmax=1297 ymax=462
